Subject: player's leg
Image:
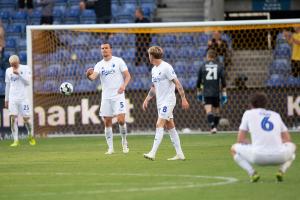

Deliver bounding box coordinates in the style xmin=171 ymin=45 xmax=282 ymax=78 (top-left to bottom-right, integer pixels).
xmin=10 ymin=115 xmax=19 ymax=147
xmin=114 ymin=97 xmax=129 ymax=153
xmin=144 ymin=117 xmax=166 ymax=160
xmin=212 ymin=106 xmax=220 ymax=131
xmin=21 ymin=100 xmax=36 ymax=145
xmin=100 ymin=99 xmax=114 ymax=154
xmin=23 ymin=117 xmax=36 ymax=146
xmin=231 ymin=143 xmax=259 ymax=182
xmin=166 ymin=119 xmax=185 ymax=161
xmin=8 ymin=101 xmax=19 ymax=146
xmin=204 ymin=103 xmax=215 ymax=133
xmin=103 ymin=117 xmax=114 ymax=154
xmin=117 ymin=113 xmax=129 ymax=153
xmin=277 ymin=142 xmax=297 ymax=182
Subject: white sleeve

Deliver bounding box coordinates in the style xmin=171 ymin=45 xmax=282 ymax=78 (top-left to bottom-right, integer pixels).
xmin=165 ymin=65 xmax=177 ymax=81
xmin=119 ymin=58 xmax=128 ymax=72
xmin=5 ymin=83 xmax=10 ymax=101
xmin=94 ymin=62 xmax=101 ymax=74
xmin=239 ymin=111 xmax=249 ymax=131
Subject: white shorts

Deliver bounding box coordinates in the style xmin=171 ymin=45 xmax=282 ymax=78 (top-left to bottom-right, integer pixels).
xmin=99 ymin=96 xmax=126 ymax=117
xmin=8 ymin=100 xmax=31 ymax=117
xmin=232 ymin=142 xmax=296 ymax=166
xmin=157 ymin=104 xmax=175 ymax=120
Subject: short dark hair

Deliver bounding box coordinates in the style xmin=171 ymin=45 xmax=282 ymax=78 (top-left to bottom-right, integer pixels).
xmin=101 ymin=42 xmax=112 ymax=49
xmin=207 ymin=49 xmax=217 ymax=59
xmin=250 ymin=92 xmax=268 ymax=108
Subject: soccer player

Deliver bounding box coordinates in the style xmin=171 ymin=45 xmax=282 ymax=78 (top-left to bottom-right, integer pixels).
xmin=143 ymin=46 xmax=189 ymax=161
xmin=196 ymin=49 xmax=227 ymax=134
xmin=4 ymin=55 xmax=36 ymax=147
xmin=231 ymin=92 xmax=296 ymax=182
xmin=86 ymin=42 xmax=131 ymax=154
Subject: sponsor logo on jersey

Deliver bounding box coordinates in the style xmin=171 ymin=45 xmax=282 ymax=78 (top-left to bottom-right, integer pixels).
xmin=101 ymin=69 xmax=116 ymax=76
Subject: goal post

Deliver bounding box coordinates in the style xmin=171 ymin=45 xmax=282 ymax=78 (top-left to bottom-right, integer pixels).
xmin=26 ymin=19 xmax=300 ymax=136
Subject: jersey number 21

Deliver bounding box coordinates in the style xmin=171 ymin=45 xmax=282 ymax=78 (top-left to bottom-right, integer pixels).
xmin=206 ymin=67 xmax=217 ymax=80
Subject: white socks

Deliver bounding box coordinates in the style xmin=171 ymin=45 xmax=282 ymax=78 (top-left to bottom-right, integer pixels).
xmin=119 ymin=124 xmax=127 ymax=146
xmin=11 ymin=117 xmax=18 ymax=142
xmin=234 ymin=154 xmax=255 ymax=176
xmin=149 ymin=127 xmax=164 ymax=155
xmin=169 ymin=128 xmax=184 ymax=156
xmin=105 ymin=127 xmax=113 ymax=150
xmin=279 ymin=154 xmax=296 ymax=173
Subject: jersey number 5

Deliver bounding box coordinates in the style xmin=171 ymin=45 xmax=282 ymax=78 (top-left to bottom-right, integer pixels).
xmin=261 ymin=117 xmax=274 ymax=131
xmin=205 ymin=67 xmax=217 ymax=80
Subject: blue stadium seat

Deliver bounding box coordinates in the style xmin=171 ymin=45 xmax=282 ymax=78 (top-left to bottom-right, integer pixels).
xmin=273 ymin=43 xmax=291 ymax=59
xmin=178 ymin=34 xmax=194 ymax=45
xmin=174 ymin=64 xmax=186 ymax=74
xmin=47 ymin=64 xmax=61 ymax=77
xmin=5 ymin=38 xmax=16 ymax=50
xmin=164 ymin=47 xmax=176 ymax=59
xmin=286 ymin=76 xmax=300 ymax=87
xmin=266 ymin=74 xmax=286 ymax=87
xmin=29 ymin=9 xmax=42 ymax=24
xmin=55 ymin=0 xmax=68 ymax=6
xmin=88 ymin=47 xmax=100 ymax=60
xmin=12 ymin=11 xmax=27 ymax=23
xmin=161 ymin=35 xmax=176 ymax=46
xmin=269 ymin=58 xmax=291 ymax=75
xmin=6 ymin=24 xmax=22 ymax=36
xmin=195 ymin=46 xmax=207 ymax=59
xmin=80 ymin=9 xmax=96 ymax=24
xmin=3 ymin=50 xmax=16 ymax=62
xmin=195 ymin=33 xmax=210 ymax=46
xmin=18 ymin=38 xmax=27 ymax=51
xmin=19 ymin=51 xmax=27 ymax=64
xmin=110 ymin=34 xmax=125 ymax=46
xmin=0 ymin=10 xmax=10 ymax=23
xmin=122 ymin=48 xmax=135 ymax=62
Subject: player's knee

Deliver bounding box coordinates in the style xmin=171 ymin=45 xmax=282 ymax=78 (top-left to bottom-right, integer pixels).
xmin=230 ymin=144 xmax=237 ymax=155
xmin=23 ymin=117 xmax=30 ymax=123
xmin=104 ymin=118 xmax=112 ymax=127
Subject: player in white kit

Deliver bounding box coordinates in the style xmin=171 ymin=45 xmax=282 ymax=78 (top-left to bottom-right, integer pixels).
xmin=143 ymin=46 xmax=189 ymax=161
xmin=86 ymin=42 xmax=131 ymax=154
xmin=231 ymin=92 xmax=296 ymax=182
xmin=4 ymin=55 xmax=36 ymax=147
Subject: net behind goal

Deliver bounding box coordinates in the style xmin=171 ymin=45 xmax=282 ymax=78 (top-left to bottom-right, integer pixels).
xmin=27 ymin=20 xmax=300 ymax=136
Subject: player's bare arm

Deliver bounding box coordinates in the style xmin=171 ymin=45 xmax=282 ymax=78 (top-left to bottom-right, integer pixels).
xmin=86 ymin=68 xmax=98 ymax=81
xmin=172 ymin=78 xmax=189 ymax=110
xmin=281 ymin=131 xmax=292 ymax=143
xmin=142 ymin=86 xmax=155 ymax=111
xmin=118 ymin=70 xmax=131 ymax=94
xmin=237 ymin=130 xmax=250 ymax=144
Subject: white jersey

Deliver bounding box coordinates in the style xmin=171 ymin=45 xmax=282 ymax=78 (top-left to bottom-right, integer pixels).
xmin=152 ymin=61 xmax=177 ymax=107
xmin=94 ymin=56 xmax=128 ymax=99
xmin=239 ymin=108 xmax=288 ymax=152
xmin=5 ymin=65 xmax=31 ymax=101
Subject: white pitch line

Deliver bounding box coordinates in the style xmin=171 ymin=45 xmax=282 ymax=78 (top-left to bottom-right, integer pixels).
xmin=0 ymin=172 xmax=238 ymax=198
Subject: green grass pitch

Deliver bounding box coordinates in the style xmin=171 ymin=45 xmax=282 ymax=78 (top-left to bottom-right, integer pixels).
xmin=0 ymin=133 xmax=299 ymax=200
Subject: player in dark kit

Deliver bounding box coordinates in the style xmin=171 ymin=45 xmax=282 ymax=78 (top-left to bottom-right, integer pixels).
xmin=196 ymin=49 xmax=227 ymax=134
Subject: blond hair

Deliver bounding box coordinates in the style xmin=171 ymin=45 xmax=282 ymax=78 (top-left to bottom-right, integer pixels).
xmin=9 ymin=55 xmax=20 ymax=64
xmin=148 ymin=46 xmax=163 ymax=59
